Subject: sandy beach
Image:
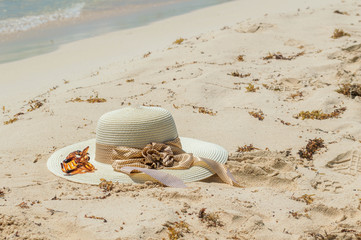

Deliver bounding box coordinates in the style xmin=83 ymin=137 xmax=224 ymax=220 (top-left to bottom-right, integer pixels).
xmin=1 ymin=0 xmax=361 ymax=239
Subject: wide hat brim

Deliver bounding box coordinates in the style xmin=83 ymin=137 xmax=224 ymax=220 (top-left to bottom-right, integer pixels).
xmin=47 ymin=137 xmax=228 ymax=185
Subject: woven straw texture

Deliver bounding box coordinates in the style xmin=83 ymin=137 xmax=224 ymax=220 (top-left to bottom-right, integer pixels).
xmin=96 ymin=107 xmax=178 ymax=148
xmin=47 ymin=137 xmax=228 ymax=185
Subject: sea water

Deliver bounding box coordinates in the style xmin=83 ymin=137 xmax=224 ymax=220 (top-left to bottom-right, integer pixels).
xmin=0 ymin=0 xmax=231 ymax=63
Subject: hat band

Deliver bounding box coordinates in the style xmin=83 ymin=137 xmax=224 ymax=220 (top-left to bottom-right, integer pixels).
xmin=95 ymin=138 xmax=239 ymax=187
xmin=95 ymin=137 xmax=183 ymax=165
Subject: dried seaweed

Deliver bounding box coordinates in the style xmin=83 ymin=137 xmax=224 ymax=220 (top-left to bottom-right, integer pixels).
xmin=51 ymin=193 xmax=111 ymax=201
xmin=68 ymin=92 xmax=106 ymax=103
xmin=99 ymin=178 xmax=114 ymax=192
xmin=263 ymin=51 xmax=305 ymax=60
xmin=33 ymin=154 xmax=41 ymax=163
xmin=48 ymin=86 xmax=58 ymax=92
xmin=291 ymin=194 xmax=315 ymax=205
xmin=198 ymin=208 xmax=223 ymax=227
xmin=0 ymin=187 xmax=10 ymax=198
xmin=295 ymin=107 xmax=346 ymax=120
xmin=298 ymin=138 xmax=325 ymax=160
xmin=228 ymin=71 xmax=251 ymax=78
xmin=13 ymin=112 xmax=24 ymax=117
xmin=126 ymin=79 xmax=135 ymax=83
xmin=86 ymin=95 xmax=106 ymax=103
xmin=309 ymin=229 xmax=361 ymax=239
xmin=262 ymin=83 xmax=285 ymax=91
xmin=164 ymin=221 xmax=191 ymax=240
xmin=245 ymin=83 xmax=258 ymax=92
xmin=334 ymin=10 xmax=349 ymax=15
xmin=193 ymin=106 xmax=217 ymax=116
xmin=84 ymin=214 xmax=107 ymax=223
xmin=331 ymin=29 xmax=350 ymax=39
xmin=27 ymin=99 xmax=44 ymax=112
xmin=289 ymin=210 xmax=310 ymax=219
xmin=289 ymin=91 xmax=303 ymax=99
xmin=248 ymin=110 xmax=264 ymax=120
xmin=237 ymin=55 xmax=244 ymax=61
xmin=336 ymin=83 xmax=361 ymax=98
xmin=143 ymin=52 xmax=151 ymax=58
xmin=68 ymin=97 xmax=83 ymax=102
xmin=173 ymin=38 xmax=185 ymax=45
xmin=237 ymin=144 xmax=259 ymax=152
xmin=3 ymin=117 xmax=18 ymax=125
xmin=142 ymin=104 xmax=161 ymax=107
xmin=278 ymin=118 xmax=291 ymax=126
xmin=17 ymin=202 xmax=29 ymax=209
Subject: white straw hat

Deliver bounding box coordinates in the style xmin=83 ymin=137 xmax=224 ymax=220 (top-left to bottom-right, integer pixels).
xmin=47 ymin=106 xmax=228 ymax=185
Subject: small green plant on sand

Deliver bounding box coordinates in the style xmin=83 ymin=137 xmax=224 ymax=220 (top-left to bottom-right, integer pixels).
xmin=331 ymin=29 xmax=350 ymax=39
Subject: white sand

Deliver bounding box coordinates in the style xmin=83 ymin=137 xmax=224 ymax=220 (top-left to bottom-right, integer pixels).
xmin=1 ymin=0 xmax=361 ymax=239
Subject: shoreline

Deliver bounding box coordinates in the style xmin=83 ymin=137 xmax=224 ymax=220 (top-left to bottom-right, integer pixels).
xmin=0 ymin=0 xmax=232 ymax=64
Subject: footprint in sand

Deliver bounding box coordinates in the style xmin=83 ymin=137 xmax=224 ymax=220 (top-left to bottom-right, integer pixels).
xmin=311 ymin=174 xmax=343 ymax=193
xmin=329 ymin=43 xmax=361 ymax=82
xmin=227 ymin=151 xmax=300 ymax=188
xmin=326 ymin=150 xmax=361 ymax=176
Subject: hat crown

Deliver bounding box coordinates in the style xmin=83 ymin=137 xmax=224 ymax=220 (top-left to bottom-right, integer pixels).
xmin=96 ymin=106 xmax=178 ymax=148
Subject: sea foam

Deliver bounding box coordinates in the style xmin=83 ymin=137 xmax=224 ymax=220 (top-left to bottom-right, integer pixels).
xmin=0 ymin=2 xmax=85 ymax=34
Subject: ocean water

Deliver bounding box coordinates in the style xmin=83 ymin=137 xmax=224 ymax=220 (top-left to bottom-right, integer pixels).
xmin=0 ymin=0 xmax=231 ymax=63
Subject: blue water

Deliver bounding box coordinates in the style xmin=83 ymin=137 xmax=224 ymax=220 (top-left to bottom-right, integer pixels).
xmin=0 ymin=0 xmax=232 ymax=63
